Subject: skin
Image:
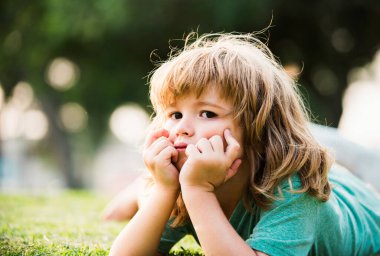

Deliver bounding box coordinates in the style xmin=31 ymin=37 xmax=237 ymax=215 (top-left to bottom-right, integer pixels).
xmin=109 ymin=87 xmax=268 ymax=256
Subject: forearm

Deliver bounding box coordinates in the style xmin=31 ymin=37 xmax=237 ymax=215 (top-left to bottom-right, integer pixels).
xmin=109 ymin=185 xmax=179 ymax=256
xmin=182 ymin=188 xmax=257 ymax=256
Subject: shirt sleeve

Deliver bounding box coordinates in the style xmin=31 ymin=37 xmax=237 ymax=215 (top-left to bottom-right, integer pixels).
xmin=158 ymin=219 xmax=190 ymax=254
xmin=246 ymin=184 xmax=320 ymax=256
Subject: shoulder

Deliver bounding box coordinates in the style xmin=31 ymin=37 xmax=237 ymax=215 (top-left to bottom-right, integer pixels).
xmin=247 ymin=186 xmax=319 ymax=255
xmin=245 ymin=174 xmax=328 ymax=255
xmin=273 ymin=173 xmax=319 ymax=207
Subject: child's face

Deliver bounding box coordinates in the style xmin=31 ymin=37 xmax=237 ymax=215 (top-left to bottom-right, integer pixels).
xmin=162 ymin=87 xmax=244 ymax=170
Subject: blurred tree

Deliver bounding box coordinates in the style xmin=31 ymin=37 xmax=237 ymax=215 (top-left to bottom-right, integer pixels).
xmin=0 ymin=0 xmax=379 ymax=188
xmin=270 ymin=0 xmax=380 ymax=125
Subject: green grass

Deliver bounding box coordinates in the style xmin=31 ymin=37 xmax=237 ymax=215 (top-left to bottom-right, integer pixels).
xmin=0 ymin=190 xmax=203 ymax=255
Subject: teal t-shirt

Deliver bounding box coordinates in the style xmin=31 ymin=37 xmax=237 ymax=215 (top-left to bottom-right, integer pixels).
xmin=158 ymin=164 xmax=380 ymax=255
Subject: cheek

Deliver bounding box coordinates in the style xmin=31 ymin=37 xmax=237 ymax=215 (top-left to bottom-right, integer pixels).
xmin=202 ymin=126 xmax=225 ymax=141
xmin=163 ymin=124 xmax=170 ymax=133
xmin=163 ymin=121 xmax=175 ymax=140
xmin=201 ymin=124 xmax=229 ymax=147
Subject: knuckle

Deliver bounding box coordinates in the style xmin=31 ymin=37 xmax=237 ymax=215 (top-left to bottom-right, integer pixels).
xmin=235 ymin=143 xmax=241 ymax=150
xmin=143 ymin=152 xmax=151 ymax=163
xmin=231 ymin=142 xmax=240 ymax=152
xmin=155 ymin=136 xmax=166 ymax=144
xmin=226 ymin=144 xmax=241 ymax=160
xmin=202 ymin=137 xmax=210 ymax=143
xmin=210 ymin=135 xmax=222 ymax=143
xmin=210 ymin=135 xmax=219 ymax=140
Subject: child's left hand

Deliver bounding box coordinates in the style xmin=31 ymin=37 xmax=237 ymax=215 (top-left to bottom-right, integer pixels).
xmin=179 ymin=129 xmax=242 ymax=192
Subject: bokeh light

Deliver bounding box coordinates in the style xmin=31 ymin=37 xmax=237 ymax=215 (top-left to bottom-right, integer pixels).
xmin=46 ymin=58 xmax=79 ymax=91
xmin=311 ymin=67 xmax=339 ymax=96
xmin=0 ymin=105 xmax=23 ymax=140
xmin=0 ymin=84 xmax=4 ymax=110
xmin=23 ymin=110 xmax=49 ymax=140
xmin=10 ymin=81 xmax=34 ymax=110
xmin=339 ymin=50 xmax=380 ymax=149
xmin=284 ymin=63 xmax=301 ymax=80
xmin=0 ymin=82 xmax=49 ymax=141
xmin=109 ymin=104 xmax=150 ymax=145
xmin=331 ymin=28 xmax=355 ymax=53
xmin=59 ymin=102 xmax=88 ymax=133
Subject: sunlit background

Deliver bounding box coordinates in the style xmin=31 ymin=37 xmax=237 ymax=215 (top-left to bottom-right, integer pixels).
xmin=0 ymin=1 xmax=379 ymax=196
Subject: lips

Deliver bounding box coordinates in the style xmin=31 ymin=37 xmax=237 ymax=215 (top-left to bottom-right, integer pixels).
xmin=174 ymin=142 xmax=188 ymax=151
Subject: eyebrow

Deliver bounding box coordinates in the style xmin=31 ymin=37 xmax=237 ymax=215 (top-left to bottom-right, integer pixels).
xmin=166 ymin=99 xmax=231 ymax=112
xmin=195 ymin=100 xmax=230 ymax=111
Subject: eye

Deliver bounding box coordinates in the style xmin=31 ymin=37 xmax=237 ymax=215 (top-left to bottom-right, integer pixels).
xmin=200 ymin=111 xmax=217 ymax=118
xmin=170 ymin=112 xmax=183 ymax=120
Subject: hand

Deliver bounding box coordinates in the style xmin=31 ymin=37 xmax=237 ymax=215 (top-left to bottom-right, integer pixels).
xmin=143 ymin=128 xmax=180 ymax=191
xmin=179 ymin=129 xmax=242 ymax=192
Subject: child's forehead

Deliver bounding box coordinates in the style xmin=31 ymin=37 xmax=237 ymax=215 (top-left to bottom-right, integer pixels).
xmin=163 ymin=86 xmax=228 ymax=106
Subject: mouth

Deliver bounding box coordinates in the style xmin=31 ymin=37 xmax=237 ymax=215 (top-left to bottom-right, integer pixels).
xmin=174 ymin=142 xmax=188 ymax=151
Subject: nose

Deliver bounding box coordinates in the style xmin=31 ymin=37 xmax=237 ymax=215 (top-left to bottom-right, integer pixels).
xmin=175 ymin=116 xmax=194 ymax=136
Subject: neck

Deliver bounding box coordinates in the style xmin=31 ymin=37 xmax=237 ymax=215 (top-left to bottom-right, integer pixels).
xmin=215 ymin=161 xmax=250 ymax=219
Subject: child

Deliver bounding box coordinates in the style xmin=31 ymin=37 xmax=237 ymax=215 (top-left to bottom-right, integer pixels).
xmin=109 ymin=32 xmax=380 ymax=255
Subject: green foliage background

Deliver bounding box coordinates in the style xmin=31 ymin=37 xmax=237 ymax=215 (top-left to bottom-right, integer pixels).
xmin=0 ymin=0 xmax=379 ymax=186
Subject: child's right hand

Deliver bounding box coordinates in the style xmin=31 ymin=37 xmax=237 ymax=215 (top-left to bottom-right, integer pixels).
xmin=143 ymin=128 xmax=180 ymax=191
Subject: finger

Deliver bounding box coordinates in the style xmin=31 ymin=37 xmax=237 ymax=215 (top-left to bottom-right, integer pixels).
xmin=144 ymin=137 xmax=173 ymax=167
xmin=145 ymin=128 xmax=169 ymax=148
xmin=196 ymin=138 xmax=213 ymax=153
xmin=224 ymin=129 xmax=241 ymax=160
xmin=148 ymin=136 xmax=173 ymax=157
xmin=224 ymin=159 xmax=242 ymax=182
xmin=209 ymin=135 xmax=224 ymax=153
xmin=157 ymin=145 xmax=178 ymax=165
xmin=185 ymin=144 xmax=200 ymax=157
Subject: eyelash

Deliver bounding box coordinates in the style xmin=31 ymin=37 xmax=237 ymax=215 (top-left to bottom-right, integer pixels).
xmin=170 ymin=112 xmax=182 ymax=120
xmin=169 ymin=111 xmax=217 ymax=120
xmin=200 ymin=111 xmax=217 ymax=118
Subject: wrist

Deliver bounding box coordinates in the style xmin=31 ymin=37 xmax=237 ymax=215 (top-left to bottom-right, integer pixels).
xmin=180 ymin=186 xmax=219 ymax=221
xmin=181 ymin=185 xmax=216 ymax=200
xmin=180 ymin=180 xmax=216 ymax=193
xmin=153 ymin=183 xmax=180 ymax=197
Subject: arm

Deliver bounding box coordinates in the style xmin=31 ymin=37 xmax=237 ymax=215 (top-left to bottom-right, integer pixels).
xmin=109 ymin=129 xmax=180 ymax=256
xmin=182 ymin=188 xmax=266 ymax=256
xmin=109 ymin=185 xmax=178 ymax=256
xmin=179 ymin=130 xmax=267 ymax=255
xmin=103 ymin=173 xmax=151 ymax=221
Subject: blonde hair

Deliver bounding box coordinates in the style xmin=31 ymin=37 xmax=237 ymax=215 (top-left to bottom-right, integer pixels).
xmin=149 ymin=32 xmax=333 ymax=226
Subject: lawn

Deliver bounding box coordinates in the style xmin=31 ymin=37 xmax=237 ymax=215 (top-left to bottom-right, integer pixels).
xmin=0 ymin=190 xmax=203 ymax=255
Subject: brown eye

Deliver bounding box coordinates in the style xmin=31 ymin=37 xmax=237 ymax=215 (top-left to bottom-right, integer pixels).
xmin=201 ymin=111 xmax=217 ymax=118
xmin=171 ymin=112 xmax=182 ymax=119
